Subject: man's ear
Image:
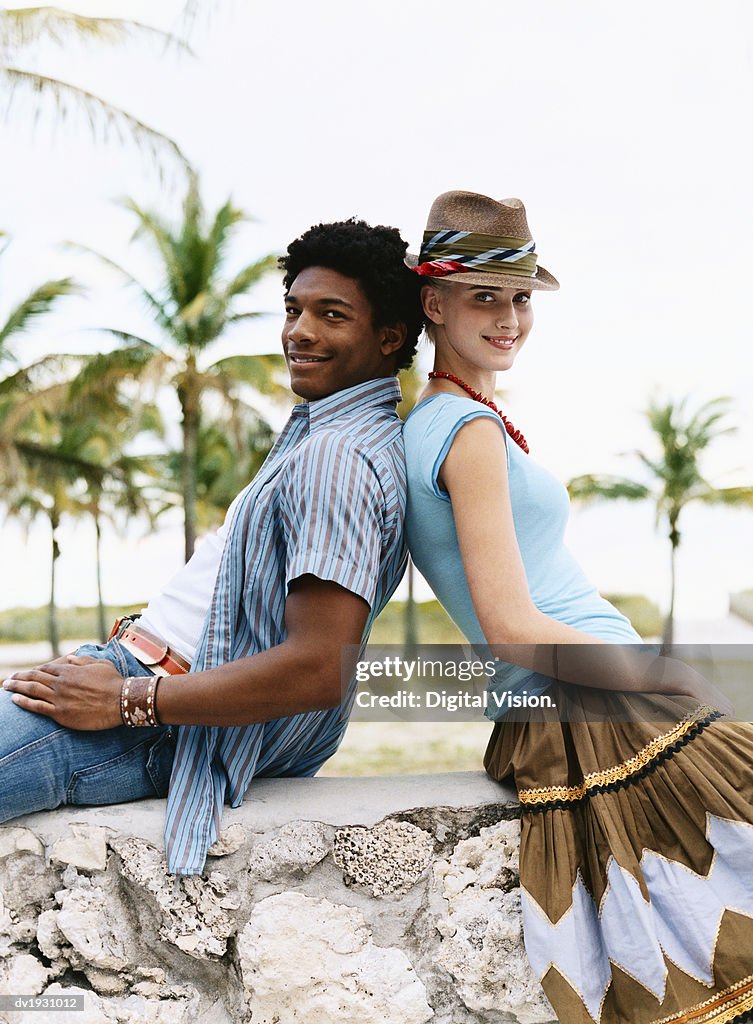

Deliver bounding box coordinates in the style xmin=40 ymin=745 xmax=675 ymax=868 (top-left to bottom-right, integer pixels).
xmin=380 ymin=322 xmax=407 ymax=357
xmin=421 ymin=284 xmax=444 ymax=326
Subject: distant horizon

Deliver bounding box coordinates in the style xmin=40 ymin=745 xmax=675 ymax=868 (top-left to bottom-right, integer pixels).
xmin=2 ymin=491 xmax=752 ymax=620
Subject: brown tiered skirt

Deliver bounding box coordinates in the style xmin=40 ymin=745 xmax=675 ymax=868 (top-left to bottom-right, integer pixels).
xmin=484 ymin=684 xmax=753 ymax=1024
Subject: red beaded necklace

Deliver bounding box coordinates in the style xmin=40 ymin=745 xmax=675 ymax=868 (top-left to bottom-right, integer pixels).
xmin=427 ymin=371 xmax=530 ymax=454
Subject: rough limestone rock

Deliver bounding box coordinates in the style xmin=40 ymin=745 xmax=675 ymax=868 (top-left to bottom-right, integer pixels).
xmin=433 ymin=820 xmax=555 ymax=1024
xmin=130 ymin=966 xmax=197 ymax=1003
xmin=49 ymin=825 xmax=109 ymax=873
xmin=0 ymin=891 xmax=14 ymax=958
xmin=6 ymin=982 xmax=201 ymax=1024
xmin=0 ymin=952 xmax=52 ymax=997
xmin=207 ymin=823 xmax=246 ymax=858
xmin=35 ymin=907 xmax=70 ymax=966
xmin=0 ymin=774 xmax=547 ymax=1022
xmin=31 ymin=866 xmax=142 ymax=994
xmin=55 ymin=880 xmax=130 ymax=972
xmin=246 ymin=820 xmax=332 ymax=880
xmin=0 ymin=829 xmax=43 ymax=861
xmin=111 ymin=836 xmax=240 ymax=959
xmin=333 ymin=819 xmax=434 ymax=896
xmin=237 ymin=891 xmax=434 ymax=1024
xmin=0 ymin=826 xmax=59 ymax=916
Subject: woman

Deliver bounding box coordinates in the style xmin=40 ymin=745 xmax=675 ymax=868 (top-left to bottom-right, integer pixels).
xmin=403 ymin=190 xmax=753 ymax=1024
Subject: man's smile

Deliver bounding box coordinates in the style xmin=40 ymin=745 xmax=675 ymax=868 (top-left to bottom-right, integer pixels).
xmin=287 ymin=352 xmax=333 ymax=364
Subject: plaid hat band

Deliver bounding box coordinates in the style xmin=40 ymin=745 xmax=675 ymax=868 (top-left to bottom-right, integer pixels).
xmin=405 ymin=192 xmax=559 ymax=290
xmin=418 ymin=230 xmax=538 ymax=278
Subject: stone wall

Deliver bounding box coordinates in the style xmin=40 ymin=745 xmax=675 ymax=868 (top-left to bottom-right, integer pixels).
xmin=0 ymin=773 xmax=556 ymax=1024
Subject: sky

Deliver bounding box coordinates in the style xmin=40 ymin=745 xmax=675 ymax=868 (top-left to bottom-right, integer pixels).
xmin=1 ymin=0 xmax=752 ymax=620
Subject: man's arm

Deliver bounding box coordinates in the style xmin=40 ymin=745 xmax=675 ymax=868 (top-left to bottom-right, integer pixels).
xmin=3 ymin=575 xmax=369 ymax=730
xmin=158 ymin=574 xmax=368 ymax=725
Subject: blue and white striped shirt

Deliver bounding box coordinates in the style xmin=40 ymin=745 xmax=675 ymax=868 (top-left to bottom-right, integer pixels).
xmin=164 ymin=376 xmax=407 ymax=874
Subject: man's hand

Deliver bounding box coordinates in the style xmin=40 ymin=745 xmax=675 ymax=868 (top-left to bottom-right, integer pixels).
xmin=2 ymin=657 xmax=124 ymax=731
xmin=28 ymin=651 xmax=102 ymax=672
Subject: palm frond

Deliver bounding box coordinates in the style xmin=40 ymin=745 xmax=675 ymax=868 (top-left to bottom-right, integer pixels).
xmin=0 ymin=277 xmax=78 ymax=350
xmin=632 ymin=450 xmax=666 ymax=478
xmin=696 ymin=485 xmax=753 ymax=508
xmin=12 ymin=438 xmax=107 ymax=482
xmin=223 ymin=254 xmax=281 ymax=301
xmin=1 ymin=67 xmax=190 ymax=176
xmin=222 ymin=311 xmax=270 ymax=327
xmin=645 ymin=396 xmax=681 ymax=439
xmin=684 ymin=398 xmax=735 ymax=446
xmin=66 ymin=340 xmax=168 ymax=408
xmin=64 ymin=241 xmax=171 ymax=329
xmin=87 ymin=328 xmax=162 ymax=351
xmin=0 ymin=379 xmax=73 ymax=456
xmin=178 ymin=0 xmax=220 ymax=39
xmin=224 ymin=312 xmax=266 ymax=324
xmin=121 ymin=197 xmax=188 ymax=307
xmin=175 ymin=177 xmax=213 ymax=300
xmin=207 ymin=353 xmax=289 ymax=399
xmin=204 ymin=199 xmax=247 ymax=283
xmin=176 ymin=291 xmax=208 ymax=328
xmin=0 ymin=7 xmax=193 ymax=55
xmin=0 ymin=353 xmax=81 ymax=397
xmin=567 ymin=474 xmax=651 ymax=503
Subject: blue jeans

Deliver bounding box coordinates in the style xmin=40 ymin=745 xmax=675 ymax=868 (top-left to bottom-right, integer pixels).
xmin=0 ymin=638 xmax=176 ymax=822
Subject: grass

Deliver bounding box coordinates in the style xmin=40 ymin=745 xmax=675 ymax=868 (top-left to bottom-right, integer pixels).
xmin=0 ymin=594 xmax=659 ymax=645
xmin=370 ymin=599 xmax=465 ymax=643
xmin=0 ymin=603 xmax=144 ymax=645
xmin=4 ymin=595 xmax=743 ymax=777
xmin=599 ymin=594 xmax=663 ymax=639
xmin=319 ymin=720 xmax=494 ymax=776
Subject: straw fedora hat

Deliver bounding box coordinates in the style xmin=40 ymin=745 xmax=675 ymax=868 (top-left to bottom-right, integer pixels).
xmin=406 ymin=190 xmax=559 ymax=291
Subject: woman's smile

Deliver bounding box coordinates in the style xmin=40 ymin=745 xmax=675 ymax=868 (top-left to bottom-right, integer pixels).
xmin=483 ymin=334 xmax=518 ymax=350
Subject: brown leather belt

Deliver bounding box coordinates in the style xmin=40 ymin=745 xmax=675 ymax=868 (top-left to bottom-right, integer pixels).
xmin=108 ymin=616 xmax=190 ymax=677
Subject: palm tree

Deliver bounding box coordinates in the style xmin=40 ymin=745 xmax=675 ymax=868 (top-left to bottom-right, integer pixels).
xmin=3 ymin=398 xmax=86 ymax=657
xmin=568 ymin=396 xmax=753 ymax=647
xmin=63 ymin=377 xmax=166 ymax=641
xmin=0 ymin=233 xmax=81 ymax=487
xmin=2 ymin=367 xmax=165 ymax=652
xmin=0 ymin=5 xmax=190 ymax=172
xmin=0 ymin=231 xmax=78 ymax=370
xmin=73 ymin=173 xmax=288 ymax=560
xmin=162 ymin=412 xmax=275 ymax=536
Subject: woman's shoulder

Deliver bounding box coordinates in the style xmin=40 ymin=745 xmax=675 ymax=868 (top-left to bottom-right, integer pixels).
xmin=404 ymin=392 xmax=505 ymax=439
xmin=403 ymin=392 xmax=509 ymax=495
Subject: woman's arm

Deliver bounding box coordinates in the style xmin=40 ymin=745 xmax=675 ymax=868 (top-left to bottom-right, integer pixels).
xmin=440 ymin=417 xmax=726 ymax=706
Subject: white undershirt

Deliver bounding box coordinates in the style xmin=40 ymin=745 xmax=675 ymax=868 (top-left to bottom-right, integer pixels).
xmin=138 ymin=494 xmax=241 ymax=663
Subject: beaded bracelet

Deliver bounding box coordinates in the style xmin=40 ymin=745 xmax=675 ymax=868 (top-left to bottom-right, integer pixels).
xmin=120 ymin=675 xmax=160 ymax=727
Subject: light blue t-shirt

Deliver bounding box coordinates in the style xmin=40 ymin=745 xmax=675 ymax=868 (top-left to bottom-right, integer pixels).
xmin=403 ymin=394 xmax=641 ymax=714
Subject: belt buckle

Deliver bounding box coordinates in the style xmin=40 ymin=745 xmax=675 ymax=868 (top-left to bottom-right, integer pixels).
xmin=108 ymin=615 xmax=130 ymax=641
xmin=108 ymin=613 xmax=142 ymax=642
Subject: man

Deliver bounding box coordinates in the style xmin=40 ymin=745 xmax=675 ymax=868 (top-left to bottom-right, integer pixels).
xmin=1 ymin=218 xmax=423 ymax=875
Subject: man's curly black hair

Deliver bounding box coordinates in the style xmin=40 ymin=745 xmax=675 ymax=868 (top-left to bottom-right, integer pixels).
xmin=279 ymin=218 xmax=423 ymax=372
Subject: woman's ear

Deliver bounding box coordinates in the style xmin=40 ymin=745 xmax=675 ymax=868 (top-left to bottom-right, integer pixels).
xmin=421 ymin=283 xmax=444 ymax=326
xmin=380 ymin=322 xmax=407 ymax=356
